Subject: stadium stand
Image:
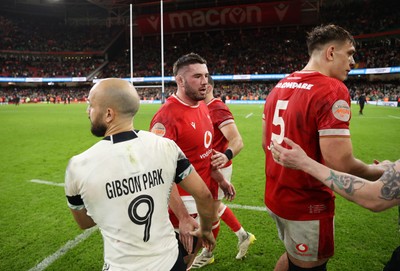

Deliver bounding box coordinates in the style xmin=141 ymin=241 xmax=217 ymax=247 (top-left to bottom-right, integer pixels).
xmin=0 ymin=0 xmax=399 ymax=103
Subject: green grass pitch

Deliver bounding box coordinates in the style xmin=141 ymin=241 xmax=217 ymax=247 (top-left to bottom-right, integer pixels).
xmin=0 ymin=102 xmax=399 ymax=270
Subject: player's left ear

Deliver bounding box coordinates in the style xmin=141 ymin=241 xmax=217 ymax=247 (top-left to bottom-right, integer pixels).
xmin=105 ymin=108 xmax=114 ymax=123
xmin=327 ymin=46 xmax=335 ymax=61
xmin=175 ymin=74 xmax=184 ymax=87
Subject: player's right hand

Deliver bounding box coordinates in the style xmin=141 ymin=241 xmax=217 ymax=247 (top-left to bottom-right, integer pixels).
xmin=178 ymin=215 xmax=199 ymax=254
xmin=190 ymin=228 xmax=216 ymax=252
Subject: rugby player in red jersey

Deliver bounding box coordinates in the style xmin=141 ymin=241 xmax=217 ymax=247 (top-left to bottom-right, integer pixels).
xmin=262 ymin=25 xmax=385 ymax=271
xmin=150 ymin=53 xmax=235 ymax=269
xmin=194 ymin=75 xmax=256 ymax=263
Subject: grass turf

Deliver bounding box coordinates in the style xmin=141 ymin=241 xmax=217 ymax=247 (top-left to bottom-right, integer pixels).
xmin=0 ymin=102 xmax=399 ymax=270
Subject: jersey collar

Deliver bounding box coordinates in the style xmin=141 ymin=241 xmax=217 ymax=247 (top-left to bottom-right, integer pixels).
xmin=103 ymin=130 xmax=138 ymax=144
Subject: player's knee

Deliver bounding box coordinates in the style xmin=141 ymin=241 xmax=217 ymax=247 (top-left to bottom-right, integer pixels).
xmin=288 ymin=258 xmax=327 ymax=271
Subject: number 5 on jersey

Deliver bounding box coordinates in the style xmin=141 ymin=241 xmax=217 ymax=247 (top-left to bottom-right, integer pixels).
xmin=271 ymin=100 xmax=289 ymax=144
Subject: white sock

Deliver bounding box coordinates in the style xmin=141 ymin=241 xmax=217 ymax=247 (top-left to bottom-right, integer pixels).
xmin=201 ymin=248 xmax=212 ymax=256
xmin=235 ymin=227 xmax=247 ymax=241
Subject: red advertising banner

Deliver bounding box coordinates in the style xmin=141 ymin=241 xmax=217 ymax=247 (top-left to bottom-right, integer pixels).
xmin=0 ymin=50 xmax=103 ymax=55
xmin=135 ymin=1 xmax=301 ymax=35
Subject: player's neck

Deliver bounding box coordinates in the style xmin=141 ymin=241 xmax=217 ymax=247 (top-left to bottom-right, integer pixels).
xmin=303 ymin=59 xmax=329 ymax=76
xmin=204 ymin=94 xmax=213 ymax=104
xmin=302 ymin=63 xmax=318 ymax=72
xmin=104 ymin=122 xmax=133 ymax=137
xmin=175 ymin=91 xmax=198 ymax=106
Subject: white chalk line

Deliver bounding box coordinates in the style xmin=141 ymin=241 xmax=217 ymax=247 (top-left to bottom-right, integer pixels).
xmin=28 ymin=227 xmax=98 ymax=271
xmin=28 ymin=179 xmax=265 ymax=270
xmin=245 ymin=112 xmax=254 ymax=118
xmin=30 ymin=179 xmax=65 ymax=187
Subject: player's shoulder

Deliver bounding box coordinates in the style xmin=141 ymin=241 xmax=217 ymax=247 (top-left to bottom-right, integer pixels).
xmin=139 ymin=130 xmax=177 ymax=146
xmin=154 ymin=97 xmax=181 ymax=116
xmin=310 ymin=72 xmax=348 ymax=90
xmin=139 ymin=130 xmax=182 ymax=158
xmin=67 ymin=141 xmax=105 ymax=169
xmin=208 ymin=98 xmax=227 ymax=109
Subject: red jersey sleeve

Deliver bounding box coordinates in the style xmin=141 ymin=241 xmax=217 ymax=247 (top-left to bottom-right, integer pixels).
xmin=315 ymin=78 xmax=351 ymax=137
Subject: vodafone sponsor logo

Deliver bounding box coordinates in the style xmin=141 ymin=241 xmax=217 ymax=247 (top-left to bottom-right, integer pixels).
xmin=294 ymin=243 xmax=312 ymax=257
xmin=200 ymin=131 xmax=213 ymax=159
xmin=204 ymin=131 xmax=212 ymax=149
xmin=296 ymin=243 xmax=308 ymax=253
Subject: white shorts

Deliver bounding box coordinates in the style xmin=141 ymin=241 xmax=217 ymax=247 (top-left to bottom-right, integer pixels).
xmin=218 ymin=165 xmax=233 ymax=200
xmin=266 ymin=207 xmax=334 ymax=262
xmin=180 ymin=196 xmax=198 ymax=216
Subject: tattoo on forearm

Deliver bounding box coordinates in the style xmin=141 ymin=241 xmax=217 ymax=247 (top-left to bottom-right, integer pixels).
xmin=379 ymin=163 xmax=400 ymax=200
xmin=325 ymin=170 xmax=365 ymax=195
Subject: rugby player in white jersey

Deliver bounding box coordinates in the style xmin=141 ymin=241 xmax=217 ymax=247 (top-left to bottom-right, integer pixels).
xmin=65 ymin=78 xmax=217 ymax=271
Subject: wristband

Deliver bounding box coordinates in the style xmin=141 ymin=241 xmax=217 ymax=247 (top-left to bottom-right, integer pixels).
xmin=224 ymin=149 xmax=233 ymax=161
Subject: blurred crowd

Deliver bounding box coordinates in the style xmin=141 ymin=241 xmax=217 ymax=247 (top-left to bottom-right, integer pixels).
xmin=0 ymin=0 xmax=399 ymax=103
xmin=0 ymin=13 xmax=120 ymax=52
xmin=1 ymin=79 xmax=399 ymax=105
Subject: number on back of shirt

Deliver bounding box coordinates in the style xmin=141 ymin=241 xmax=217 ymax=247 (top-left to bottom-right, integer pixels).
xmin=271 ymin=100 xmax=289 ymax=144
xmin=128 ymin=195 xmax=154 ymax=242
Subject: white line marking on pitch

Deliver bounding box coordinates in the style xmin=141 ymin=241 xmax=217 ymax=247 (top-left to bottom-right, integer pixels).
xmin=30 ymin=179 xmax=64 ymax=187
xmin=227 ymin=203 xmax=266 ymax=212
xmin=28 ymin=227 xmax=98 ymax=271
xmin=245 ymin=113 xmax=253 ymax=118
xmin=388 ymin=115 xmax=400 ymax=119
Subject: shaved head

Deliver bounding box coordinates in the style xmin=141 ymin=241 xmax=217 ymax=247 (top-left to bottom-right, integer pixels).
xmin=87 ymin=78 xmax=140 ymax=136
xmin=90 ymin=78 xmax=140 ymax=119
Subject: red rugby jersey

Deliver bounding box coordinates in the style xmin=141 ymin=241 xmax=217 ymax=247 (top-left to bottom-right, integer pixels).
xmin=150 ymin=94 xmax=214 ymax=196
xmin=263 ymin=71 xmax=351 ymax=220
xmin=206 ymin=98 xmax=235 ymax=168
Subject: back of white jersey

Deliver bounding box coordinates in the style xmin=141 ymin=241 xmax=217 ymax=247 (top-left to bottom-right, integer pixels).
xmin=65 ymin=130 xmax=191 ymax=270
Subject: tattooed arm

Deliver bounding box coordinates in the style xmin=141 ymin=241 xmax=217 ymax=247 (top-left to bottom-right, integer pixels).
xmin=271 ymin=137 xmax=400 ymax=212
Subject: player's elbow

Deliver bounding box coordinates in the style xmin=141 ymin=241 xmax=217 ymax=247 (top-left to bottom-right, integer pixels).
xmin=236 ymin=139 xmax=244 ymax=154
xmin=194 ymin=188 xmax=213 ymax=204
xmin=77 ymin=221 xmax=96 ymax=230
xmin=360 ymin=200 xmax=389 ymax=212
xmin=201 ymin=189 xmax=214 ymax=202
xmin=238 ymin=140 xmax=244 ymax=152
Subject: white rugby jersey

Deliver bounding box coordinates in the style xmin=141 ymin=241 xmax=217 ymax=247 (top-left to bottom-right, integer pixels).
xmin=65 ymin=130 xmax=193 ymax=271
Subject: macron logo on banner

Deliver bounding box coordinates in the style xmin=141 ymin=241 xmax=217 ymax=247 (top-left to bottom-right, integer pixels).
xmin=274 ymin=3 xmax=289 ymax=21
xmin=147 ymin=15 xmax=159 ymax=30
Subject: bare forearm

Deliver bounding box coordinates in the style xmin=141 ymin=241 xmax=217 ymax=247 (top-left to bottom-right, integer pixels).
xmin=169 ymin=183 xmax=191 ymax=220
xmin=194 ymin=196 xmax=217 ymax=232
xmin=302 ymin=157 xmax=366 ymax=198
xmin=220 ymin=123 xmax=243 ymax=159
xmin=336 ymin=157 xmax=384 ymax=181
xmin=71 ymin=209 xmax=96 ymax=229
xmin=227 ymin=137 xmax=243 ymax=158
xmin=302 ymin=158 xmax=400 ymax=211
xmin=273 ymin=138 xmax=399 ymax=212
